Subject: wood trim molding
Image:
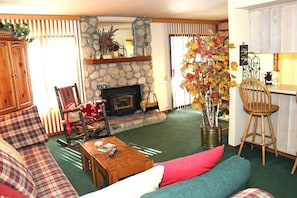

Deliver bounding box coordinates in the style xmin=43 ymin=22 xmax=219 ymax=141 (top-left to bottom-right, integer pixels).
xmin=152 ymin=18 xmax=227 ymax=24
xmin=0 ymin=14 xmax=80 ymax=20
xmin=228 ymin=142 xmax=296 ymax=160
xmin=85 ymin=56 xmax=152 ymax=64
xmin=273 ymin=53 xmax=279 ymax=72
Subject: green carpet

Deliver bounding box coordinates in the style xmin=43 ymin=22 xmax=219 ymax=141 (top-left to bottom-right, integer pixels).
xmin=47 ymin=108 xmax=297 ymax=197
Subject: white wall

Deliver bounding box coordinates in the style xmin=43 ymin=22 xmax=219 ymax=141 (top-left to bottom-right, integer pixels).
xmin=151 ymin=23 xmax=172 ymax=111
xmin=278 ymin=54 xmax=297 ymax=85
xmin=228 ymin=0 xmax=251 ymax=146
xmin=228 ymin=0 xmax=292 ymax=146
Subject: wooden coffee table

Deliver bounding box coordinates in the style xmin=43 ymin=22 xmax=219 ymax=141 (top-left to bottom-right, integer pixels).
xmin=80 ymin=136 xmax=153 ymax=188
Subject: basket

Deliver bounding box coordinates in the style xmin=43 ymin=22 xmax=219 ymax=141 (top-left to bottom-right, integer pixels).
xmin=0 ymin=30 xmax=13 ymax=39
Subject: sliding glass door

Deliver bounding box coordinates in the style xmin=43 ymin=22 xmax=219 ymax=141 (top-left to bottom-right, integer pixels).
xmin=169 ymin=35 xmax=195 ymax=109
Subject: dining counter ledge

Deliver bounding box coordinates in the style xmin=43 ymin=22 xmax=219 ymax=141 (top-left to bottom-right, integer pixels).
xmin=267 ymin=84 xmax=297 ymax=95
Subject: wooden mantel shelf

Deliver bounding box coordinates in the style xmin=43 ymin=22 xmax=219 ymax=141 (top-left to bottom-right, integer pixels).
xmin=85 ymin=56 xmax=152 ymax=64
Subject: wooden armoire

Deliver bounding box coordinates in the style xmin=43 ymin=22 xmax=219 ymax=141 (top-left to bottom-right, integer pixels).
xmin=0 ymin=38 xmax=33 ymax=115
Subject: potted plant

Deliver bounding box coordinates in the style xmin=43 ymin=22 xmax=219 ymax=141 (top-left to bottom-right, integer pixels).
xmin=97 ymin=25 xmax=119 ymax=58
xmin=0 ymin=22 xmax=34 ymax=42
xmin=180 ymin=30 xmax=238 ymax=148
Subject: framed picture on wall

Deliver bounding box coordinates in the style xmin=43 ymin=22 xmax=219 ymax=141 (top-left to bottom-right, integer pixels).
xmin=239 ymin=45 xmax=248 ymax=66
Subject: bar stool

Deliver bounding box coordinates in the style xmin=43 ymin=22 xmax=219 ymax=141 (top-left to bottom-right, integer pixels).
xmin=238 ymin=78 xmax=278 ymax=165
xmin=291 ymin=93 xmax=297 ymax=174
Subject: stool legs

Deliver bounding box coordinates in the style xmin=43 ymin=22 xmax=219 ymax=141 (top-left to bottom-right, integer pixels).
xmin=261 ymin=115 xmax=266 ymax=165
xmin=251 ymin=116 xmax=258 ymax=150
xmin=238 ymin=114 xmax=278 ymax=165
xmin=291 ymin=155 xmax=297 ymax=174
xmin=238 ymin=114 xmax=253 ymax=157
xmin=267 ymin=115 xmax=278 ymax=157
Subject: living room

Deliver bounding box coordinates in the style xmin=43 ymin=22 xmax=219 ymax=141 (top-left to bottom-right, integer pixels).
xmin=1 ymin=0 xmax=297 ymax=197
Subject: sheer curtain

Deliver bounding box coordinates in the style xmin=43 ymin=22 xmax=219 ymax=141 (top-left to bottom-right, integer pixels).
xmin=167 ymin=23 xmax=216 ymax=109
xmin=1 ymin=16 xmax=82 ymax=135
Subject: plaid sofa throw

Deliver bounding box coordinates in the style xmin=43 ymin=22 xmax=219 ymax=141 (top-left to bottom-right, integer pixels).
xmin=20 ymin=145 xmax=79 ymax=197
xmin=0 ymin=105 xmax=48 ymax=150
xmin=230 ymin=188 xmax=274 ymax=197
xmin=0 ymin=150 xmax=37 ymax=198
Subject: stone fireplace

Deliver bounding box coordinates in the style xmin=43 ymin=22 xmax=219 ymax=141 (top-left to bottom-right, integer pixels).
xmin=80 ymin=16 xmax=166 ymax=134
xmin=80 ymin=16 xmax=153 ymax=100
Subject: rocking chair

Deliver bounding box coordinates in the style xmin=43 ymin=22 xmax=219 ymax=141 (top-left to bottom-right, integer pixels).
xmin=55 ymin=83 xmax=111 ymax=149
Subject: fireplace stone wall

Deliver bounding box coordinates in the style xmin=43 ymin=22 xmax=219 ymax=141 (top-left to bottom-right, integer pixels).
xmin=84 ymin=60 xmax=153 ymax=101
xmin=80 ymin=16 xmax=166 ymax=134
xmin=80 ymin=16 xmax=153 ymax=101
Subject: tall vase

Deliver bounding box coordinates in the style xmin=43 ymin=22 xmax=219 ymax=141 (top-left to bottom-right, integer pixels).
xmin=100 ymin=46 xmax=110 ymax=59
xmin=200 ymin=125 xmax=222 ymax=149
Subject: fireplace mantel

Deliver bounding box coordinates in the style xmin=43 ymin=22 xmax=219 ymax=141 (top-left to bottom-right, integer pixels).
xmin=86 ymin=56 xmax=152 ymax=64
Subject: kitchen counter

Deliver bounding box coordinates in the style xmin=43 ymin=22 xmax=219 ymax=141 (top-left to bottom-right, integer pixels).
xmin=267 ymin=84 xmax=297 ymax=95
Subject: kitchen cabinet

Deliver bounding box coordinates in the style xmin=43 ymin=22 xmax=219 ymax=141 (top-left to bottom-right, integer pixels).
xmin=249 ymin=2 xmax=297 ymax=53
xmin=0 ymin=39 xmax=33 ymax=115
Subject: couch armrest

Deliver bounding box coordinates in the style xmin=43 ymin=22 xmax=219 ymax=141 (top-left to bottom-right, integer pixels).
xmin=0 ymin=106 xmax=48 ymax=150
xmin=141 ymin=155 xmax=251 ymax=198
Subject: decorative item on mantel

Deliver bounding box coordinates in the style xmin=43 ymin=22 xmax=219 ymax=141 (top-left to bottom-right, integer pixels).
xmin=97 ymin=25 xmax=119 ymax=59
xmin=180 ymin=30 xmax=238 ymax=149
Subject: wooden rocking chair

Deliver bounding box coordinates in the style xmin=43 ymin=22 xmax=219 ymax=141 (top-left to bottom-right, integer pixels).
xmin=54 ymin=83 xmax=111 ymax=149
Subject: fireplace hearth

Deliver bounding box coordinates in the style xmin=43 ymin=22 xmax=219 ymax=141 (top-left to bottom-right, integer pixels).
xmin=101 ymin=85 xmax=141 ymax=116
xmin=99 ymin=84 xmax=166 ymax=134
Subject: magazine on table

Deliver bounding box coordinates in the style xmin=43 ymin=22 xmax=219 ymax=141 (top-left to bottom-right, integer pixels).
xmin=97 ymin=143 xmax=116 ymax=152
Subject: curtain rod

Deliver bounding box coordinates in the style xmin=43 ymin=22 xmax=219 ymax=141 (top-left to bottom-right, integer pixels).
xmin=0 ymin=14 xmax=80 ymax=20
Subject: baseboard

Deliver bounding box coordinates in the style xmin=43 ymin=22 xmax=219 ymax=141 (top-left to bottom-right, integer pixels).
xmin=227 ymin=143 xmax=296 ymax=160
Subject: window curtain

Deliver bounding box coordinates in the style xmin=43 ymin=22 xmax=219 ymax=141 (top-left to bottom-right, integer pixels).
xmin=167 ymin=23 xmax=216 ymax=109
xmin=1 ymin=16 xmax=83 ymax=135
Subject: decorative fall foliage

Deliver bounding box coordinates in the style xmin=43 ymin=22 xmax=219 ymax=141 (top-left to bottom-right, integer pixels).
xmin=97 ymin=25 xmax=119 ymax=53
xmin=180 ymin=30 xmax=238 ymax=128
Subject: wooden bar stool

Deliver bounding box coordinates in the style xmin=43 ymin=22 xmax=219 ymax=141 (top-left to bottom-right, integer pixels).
xmin=238 ymin=78 xmax=278 ymax=165
xmin=291 ymin=93 xmax=297 ymax=174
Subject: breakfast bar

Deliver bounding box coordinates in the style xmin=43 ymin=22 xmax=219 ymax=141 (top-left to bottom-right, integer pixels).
xmin=265 ymin=84 xmax=297 ymax=156
xmin=229 ymin=84 xmax=297 ymax=157
xmin=267 ymin=84 xmax=297 ymax=95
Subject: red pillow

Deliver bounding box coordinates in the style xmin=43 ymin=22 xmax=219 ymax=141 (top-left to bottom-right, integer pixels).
xmin=0 ymin=183 xmax=28 ymax=198
xmin=155 ymin=145 xmax=224 ymax=187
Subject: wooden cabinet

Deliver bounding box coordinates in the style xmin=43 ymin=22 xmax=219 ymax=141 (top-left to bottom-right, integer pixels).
xmin=249 ymin=2 xmax=297 ymax=53
xmin=0 ymin=39 xmax=33 ymax=115
xmin=249 ymin=6 xmax=282 ymax=53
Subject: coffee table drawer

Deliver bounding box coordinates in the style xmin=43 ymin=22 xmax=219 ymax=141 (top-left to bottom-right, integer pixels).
xmin=93 ymin=147 xmax=153 ymax=188
xmin=80 ymin=136 xmax=129 ymax=184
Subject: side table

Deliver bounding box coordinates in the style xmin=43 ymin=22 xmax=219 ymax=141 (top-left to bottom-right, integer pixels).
xmin=80 ymin=136 xmax=128 ymax=184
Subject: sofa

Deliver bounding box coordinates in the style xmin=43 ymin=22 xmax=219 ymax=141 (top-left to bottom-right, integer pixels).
xmin=0 ymin=106 xmax=79 ymax=198
xmin=142 ymin=155 xmax=250 ymax=198
xmin=81 ymin=145 xmax=251 ymax=198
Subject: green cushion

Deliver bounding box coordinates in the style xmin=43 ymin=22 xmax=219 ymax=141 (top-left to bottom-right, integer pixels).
xmin=141 ymin=155 xmax=250 ymax=198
